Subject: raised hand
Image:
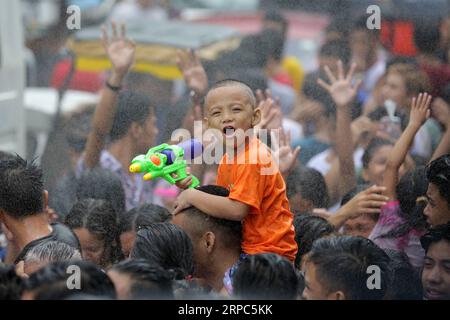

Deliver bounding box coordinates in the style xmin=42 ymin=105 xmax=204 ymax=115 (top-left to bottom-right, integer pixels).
xmin=271 ymin=129 xmax=301 ymax=176
xmin=177 ymin=49 xmax=208 ymax=99
xmin=317 ymin=60 xmax=362 ymax=108
xmin=101 ymin=22 xmax=136 ymax=77
xmin=340 ymin=185 xmax=388 ymax=220
xmin=409 ymin=92 xmax=432 ymax=129
xmin=255 ymin=89 xmax=283 ymax=130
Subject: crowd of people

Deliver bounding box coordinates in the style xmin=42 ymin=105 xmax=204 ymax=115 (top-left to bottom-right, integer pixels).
xmin=1 ymin=4 xmax=450 ymax=300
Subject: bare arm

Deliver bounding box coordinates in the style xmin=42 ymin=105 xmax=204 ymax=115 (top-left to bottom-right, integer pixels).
xmin=383 ymin=93 xmax=431 ymax=200
xmin=173 ymin=188 xmax=249 ymax=221
xmin=83 ymin=22 xmax=136 ymax=168
xmin=318 ymin=61 xmax=361 ymax=199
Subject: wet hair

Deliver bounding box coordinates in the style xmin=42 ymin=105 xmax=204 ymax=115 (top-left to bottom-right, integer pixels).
xmin=259 ymin=28 xmax=285 ymax=62
xmin=420 ymin=222 xmax=450 ymax=253
xmin=302 ymin=77 xmax=335 ymax=117
xmin=63 ymin=104 xmax=95 ymax=153
xmin=426 ymin=154 xmax=450 ymax=208
xmin=0 ymin=265 xmax=24 ymax=300
xmin=110 ymin=91 xmax=153 ymax=142
xmin=307 ymin=236 xmax=390 ymax=300
xmin=120 ymin=204 xmax=171 ymax=234
xmin=24 ymin=241 xmax=82 ymax=265
xmin=76 ymin=168 xmax=126 ymax=215
xmin=362 ymin=138 xmax=393 ymax=169
xmin=0 ymin=155 xmax=44 ymax=218
xmin=263 ymin=10 xmax=288 ymax=36
xmin=286 ymin=166 xmax=330 ymax=210
xmin=23 ymin=260 xmax=116 ymax=300
xmin=206 ymin=79 xmax=257 ymax=109
xmin=65 ymin=198 xmax=123 ymax=266
xmin=293 ymin=213 xmax=335 ymax=268
xmin=178 ymin=185 xmax=242 ymax=251
xmin=319 ymin=39 xmax=351 ymax=67
xmin=383 ymin=249 xmax=423 ymax=300
xmin=380 ymin=167 xmax=428 ymax=238
xmin=232 ymin=253 xmax=299 ymax=300
xmin=414 ymin=22 xmax=440 ymax=54
xmin=111 ymin=259 xmax=175 ymax=299
xmin=130 ymin=223 xmax=194 ymax=280
xmin=387 ymin=63 xmax=431 ymax=96
xmin=0 ymin=151 xmax=15 ymax=162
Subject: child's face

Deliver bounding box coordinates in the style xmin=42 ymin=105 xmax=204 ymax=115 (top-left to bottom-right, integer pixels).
xmin=363 ymin=144 xmax=393 ymax=186
xmin=204 ymin=86 xmax=260 ymax=148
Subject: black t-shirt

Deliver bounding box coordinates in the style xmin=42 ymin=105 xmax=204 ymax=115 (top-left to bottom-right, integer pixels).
xmin=14 ymin=222 xmax=81 ymax=264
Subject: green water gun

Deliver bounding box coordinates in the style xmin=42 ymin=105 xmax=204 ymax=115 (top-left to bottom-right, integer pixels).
xmin=129 ymin=139 xmax=202 ymax=188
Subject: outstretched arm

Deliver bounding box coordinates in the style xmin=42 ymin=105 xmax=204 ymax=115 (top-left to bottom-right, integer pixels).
xmin=383 ymin=93 xmax=431 ymax=200
xmin=84 ymin=22 xmax=136 ymax=168
xmin=318 ymin=61 xmax=361 ymax=199
xmin=173 ymin=188 xmax=249 ymax=221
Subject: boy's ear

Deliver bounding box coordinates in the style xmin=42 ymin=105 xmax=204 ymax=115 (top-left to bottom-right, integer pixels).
xmin=252 ymin=107 xmax=261 ymax=127
xmin=130 ymin=122 xmax=143 ymax=140
xmin=204 ymin=231 xmax=216 ymax=253
xmin=361 ymin=168 xmax=369 ymax=182
xmin=202 ymin=117 xmax=209 ymax=130
xmin=43 ymin=190 xmax=49 ymax=209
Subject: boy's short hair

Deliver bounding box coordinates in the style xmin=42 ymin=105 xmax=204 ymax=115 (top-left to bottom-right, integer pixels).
xmin=420 ymin=222 xmax=450 ymax=253
xmin=0 ymin=155 xmax=44 ymax=218
xmin=306 ymin=236 xmax=390 ymax=300
xmin=286 ymin=166 xmax=330 ymax=209
xmin=110 ymin=91 xmax=153 ymax=141
xmin=206 ymin=79 xmax=257 ymax=109
xmin=178 ymin=185 xmax=242 ymax=250
xmin=233 ymin=253 xmax=299 ymax=300
xmin=24 ymin=241 xmax=82 ymax=264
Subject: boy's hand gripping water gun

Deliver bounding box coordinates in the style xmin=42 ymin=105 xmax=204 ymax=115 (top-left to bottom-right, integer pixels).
xmin=129 ymin=139 xmax=203 ymax=188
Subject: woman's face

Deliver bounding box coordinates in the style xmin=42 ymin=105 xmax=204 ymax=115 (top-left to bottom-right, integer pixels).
xmin=73 ymin=228 xmax=109 ymax=268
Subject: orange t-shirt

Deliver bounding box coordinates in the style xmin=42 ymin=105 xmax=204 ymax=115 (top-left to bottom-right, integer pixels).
xmin=216 ymin=137 xmax=298 ymax=262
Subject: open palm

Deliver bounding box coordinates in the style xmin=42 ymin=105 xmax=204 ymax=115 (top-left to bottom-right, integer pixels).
xmin=177 ymin=50 xmax=208 ymax=96
xmin=317 ymin=61 xmax=361 ymax=108
xmin=102 ymin=22 xmax=136 ymax=76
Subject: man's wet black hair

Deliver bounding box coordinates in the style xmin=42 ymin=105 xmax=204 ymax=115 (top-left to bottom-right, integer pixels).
xmin=65 ymin=198 xmax=123 ymax=266
xmin=383 ymin=249 xmax=423 ymax=300
xmin=233 ymin=253 xmax=299 ymax=300
xmin=0 ymin=265 xmax=24 ymax=300
xmin=179 ymin=185 xmax=242 ymax=251
xmin=293 ymin=213 xmax=335 ymax=268
xmin=130 ymin=223 xmax=194 ymax=280
xmin=76 ymin=168 xmax=126 ymax=215
xmin=110 ymin=91 xmax=153 ymax=142
xmin=426 ymin=154 xmax=450 ymax=208
xmin=23 ymin=260 xmax=116 ymax=300
xmin=362 ymin=138 xmax=393 ymax=169
xmin=420 ymin=222 xmax=450 ymax=253
xmin=111 ymin=259 xmax=174 ymax=299
xmin=120 ymin=203 xmax=171 ymax=234
xmin=286 ymin=166 xmax=330 ymax=210
xmin=307 ymin=236 xmax=390 ymax=300
xmin=0 ymin=154 xmax=44 ymax=218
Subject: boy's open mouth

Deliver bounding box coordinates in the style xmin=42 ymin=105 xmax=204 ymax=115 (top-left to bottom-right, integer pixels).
xmin=223 ymin=126 xmax=235 ymax=138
